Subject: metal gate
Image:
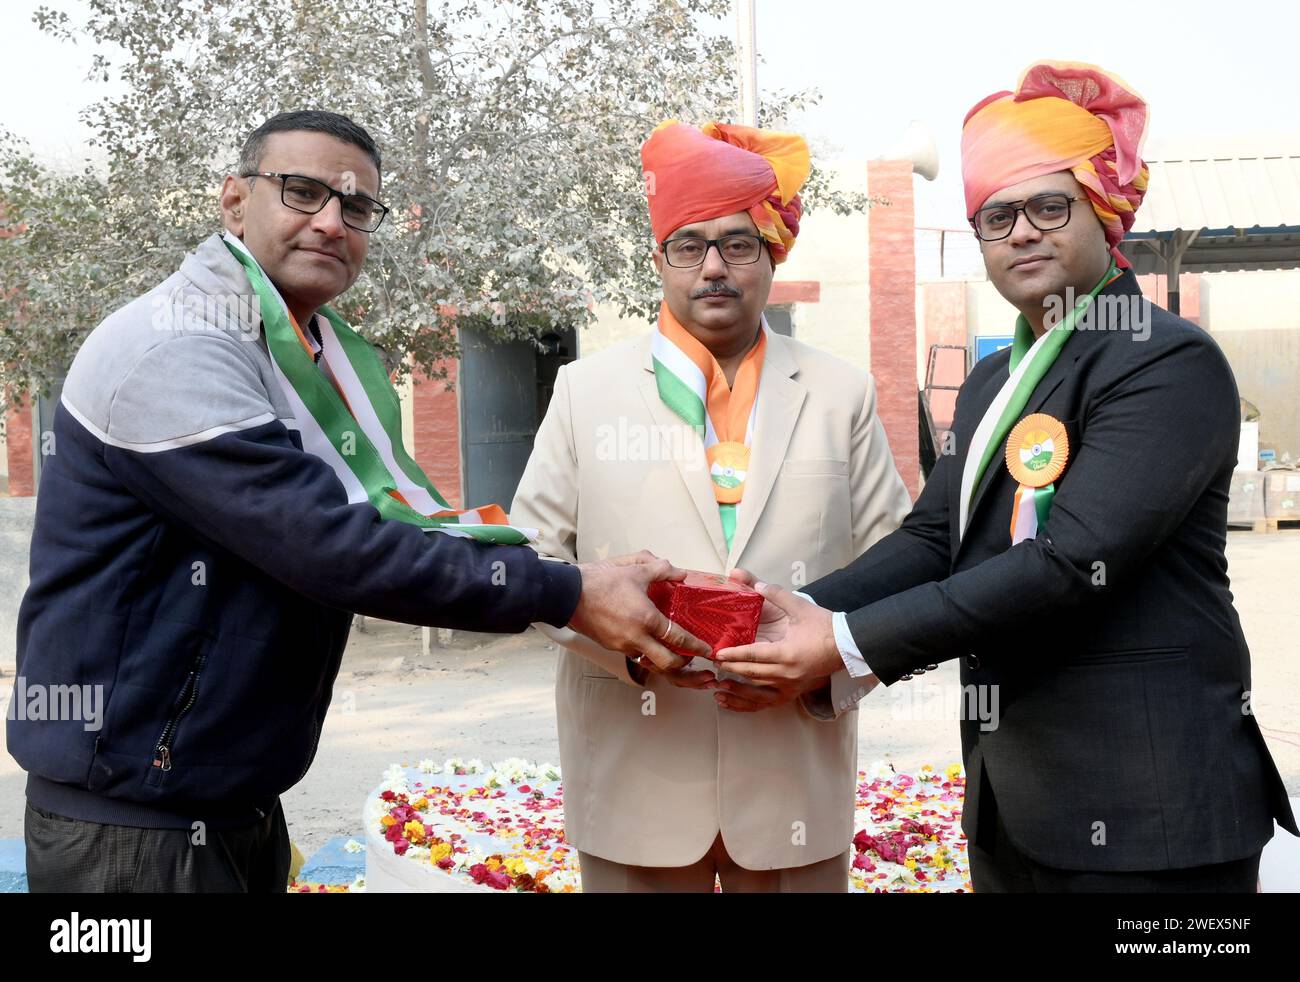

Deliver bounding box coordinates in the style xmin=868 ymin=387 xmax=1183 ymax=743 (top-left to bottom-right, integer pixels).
xmin=31 ymin=377 xmax=65 ymax=491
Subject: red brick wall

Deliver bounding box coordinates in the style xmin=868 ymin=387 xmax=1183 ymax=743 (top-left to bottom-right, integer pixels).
xmin=868 ymin=160 xmax=920 ymax=499
xmin=5 ymin=396 xmax=34 ymax=496
xmin=411 ymin=359 xmax=463 ymax=509
xmin=1136 ymin=272 xmax=1200 ymax=323
xmin=921 ymin=281 xmax=968 ymax=375
xmin=920 ymin=281 xmax=968 ymax=431
xmin=769 ymin=280 xmax=820 ymax=304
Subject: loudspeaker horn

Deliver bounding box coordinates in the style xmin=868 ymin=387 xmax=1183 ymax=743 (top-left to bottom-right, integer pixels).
xmin=886 ymin=120 xmax=940 ymax=181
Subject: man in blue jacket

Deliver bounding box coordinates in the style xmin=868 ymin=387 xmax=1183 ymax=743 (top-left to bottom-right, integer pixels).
xmin=10 ymin=110 xmax=706 ymax=892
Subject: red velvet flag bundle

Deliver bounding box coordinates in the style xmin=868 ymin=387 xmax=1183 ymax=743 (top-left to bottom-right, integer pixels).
xmin=647 ymin=572 xmax=764 ymax=658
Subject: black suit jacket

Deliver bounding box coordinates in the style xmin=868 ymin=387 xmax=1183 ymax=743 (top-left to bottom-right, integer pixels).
xmin=808 ymin=270 xmax=1297 ymax=872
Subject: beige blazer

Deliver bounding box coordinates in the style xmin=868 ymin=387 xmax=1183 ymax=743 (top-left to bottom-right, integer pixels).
xmin=510 ymin=328 xmax=911 ymax=869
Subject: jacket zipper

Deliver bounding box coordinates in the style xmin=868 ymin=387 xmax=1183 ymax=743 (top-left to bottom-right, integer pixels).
xmin=151 ymin=654 xmax=206 ymax=774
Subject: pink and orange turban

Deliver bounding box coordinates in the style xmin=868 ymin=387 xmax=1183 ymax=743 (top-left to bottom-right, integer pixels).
xmin=961 ymin=61 xmax=1150 ymax=267
xmin=640 ymin=121 xmax=810 ymax=264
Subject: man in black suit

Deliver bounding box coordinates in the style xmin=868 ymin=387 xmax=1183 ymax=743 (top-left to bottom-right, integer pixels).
xmin=713 ymin=60 xmax=1297 ymax=892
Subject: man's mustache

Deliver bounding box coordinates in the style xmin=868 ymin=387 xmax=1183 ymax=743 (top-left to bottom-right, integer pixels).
xmin=690 ymin=284 xmax=741 ymax=299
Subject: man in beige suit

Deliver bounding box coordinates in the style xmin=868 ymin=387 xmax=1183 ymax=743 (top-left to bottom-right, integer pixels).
xmin=510 ymin=120 xmax=911 ymax=892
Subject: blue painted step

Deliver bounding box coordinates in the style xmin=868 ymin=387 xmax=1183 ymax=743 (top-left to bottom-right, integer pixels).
xmin=298 ymin=835 xmax=365 ymax=886
xmin=0 ymin=839 xmax=27 ymax=893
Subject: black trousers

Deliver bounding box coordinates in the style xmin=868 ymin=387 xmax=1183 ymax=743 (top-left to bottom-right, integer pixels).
xmin=968 ymin=804 xmax=1262 ymax=893
xmin=24 ymin=800 xmax=291 ymax=893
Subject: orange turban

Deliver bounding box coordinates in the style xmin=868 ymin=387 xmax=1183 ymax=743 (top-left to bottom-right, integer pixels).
xmin=961 ymin=61 xmax=1150 ymax=267
xmin=640 ymin=121 xmax=811 ymax=264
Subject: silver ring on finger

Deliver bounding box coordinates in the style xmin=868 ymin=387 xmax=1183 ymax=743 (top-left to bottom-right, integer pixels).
xmin=659 ymin=619 xmax=673 ymax=642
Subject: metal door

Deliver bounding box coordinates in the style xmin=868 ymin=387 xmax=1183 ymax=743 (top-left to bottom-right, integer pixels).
xmin=459 ymin=326 xmax=576 ymax=511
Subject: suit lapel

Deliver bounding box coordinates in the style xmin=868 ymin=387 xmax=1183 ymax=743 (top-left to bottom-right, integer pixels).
xmin=727 ymin=334 xmax=804 ymax=566
xmin=638 ymin=340 xmax=729 ymax=564
xmin=949 ymin=365 xmax=1004 ymax=550
xmin=958 ymin=335 xmax=1088 ymax=562
xmin=956 ymin=270 xmax=1144 ymax=555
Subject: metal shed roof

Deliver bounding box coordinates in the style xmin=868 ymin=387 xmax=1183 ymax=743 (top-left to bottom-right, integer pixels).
xmin=1132 ymin=137 xmax=1300 ymax=235
xmin=1119 ymin=137 xmax=1300 ymax=277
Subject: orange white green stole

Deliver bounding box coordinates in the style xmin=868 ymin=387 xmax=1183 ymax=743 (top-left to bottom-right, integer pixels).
xmin=651 ymin=301 xmax=765 ymax=551
xmin=958 ymin=261 xmax=1121 ymax=545
xmin=223 ymin=232 xmax=534 ymax=543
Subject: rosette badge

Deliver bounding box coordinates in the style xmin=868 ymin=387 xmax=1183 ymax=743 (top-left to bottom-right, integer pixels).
xmin=1004 ymin=413 xmax=1070 ymax=545
xmin=708 ymin=443 xmax=749 ymax=503
xmin=1006 ymin=414 xmax=1068 ymax=487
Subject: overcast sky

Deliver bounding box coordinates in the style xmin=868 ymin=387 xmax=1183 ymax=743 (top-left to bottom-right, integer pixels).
xmin=4 ymin=0 xmax=1297 ymax=231
xmin=761 ymin=0 xmax=1300 ymax=227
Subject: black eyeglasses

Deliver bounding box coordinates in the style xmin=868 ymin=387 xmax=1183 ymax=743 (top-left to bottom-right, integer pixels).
xmin=242 ymin=171 xmax=389 ymax=232
xmin=661 ymin=234 xmax=766 ymax=268
xmin=970 ymin=193 xmax=1080 ymax=241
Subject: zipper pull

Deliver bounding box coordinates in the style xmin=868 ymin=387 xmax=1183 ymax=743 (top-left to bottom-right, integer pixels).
xmin=153 ymin=747 xmax=172 ymax=772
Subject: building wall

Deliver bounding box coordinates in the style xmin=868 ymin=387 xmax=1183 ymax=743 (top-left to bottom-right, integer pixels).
xmin=911 ymin=267 xmax=1300 ymax=467
xmin=963 ymin=279 xmax=1019 ymax=339
xmin=0 ymin=413 xmax=8 ymax=488
xmin=410 ymin=357 xmax=464 ymax=509
xmin=917 ymin=280 xmax=968 ymax=385
xmin=918 ymin=269 xmax=1204 ymax=368
xmin=3 ymin=399 xmax=33 ymax=497
xmin=776 ymin=160 xmax=871 ymax=370
xmin=1201 ymin=269 xmax=1300 ymax=462
xmin=1136 ymin=272 xmax=1201 ymax=322
xmin=916 ymin=280 xmax=968 ymax=431
xmin=580 ymin=300 xmax=653 ymax=358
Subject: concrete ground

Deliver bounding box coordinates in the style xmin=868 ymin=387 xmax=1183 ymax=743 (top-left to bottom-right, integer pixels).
xmin=2 ymin=531 xmax=1298 ymax=861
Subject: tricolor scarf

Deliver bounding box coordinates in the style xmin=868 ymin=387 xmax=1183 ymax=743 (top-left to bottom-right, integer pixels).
xmin=651 ymin=301 xmax=766 ymax=551
xmin=223 ymin=232 xmax=534 ymax=544
xmin=958 ymin=261 xmax=1121 ymax=542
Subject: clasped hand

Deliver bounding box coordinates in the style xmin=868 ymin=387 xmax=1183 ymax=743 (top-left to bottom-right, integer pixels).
xmin=567 ymin=556 xmax=843 ymax=712
xmin=710 ymin=569 xmax=842 ymax=712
